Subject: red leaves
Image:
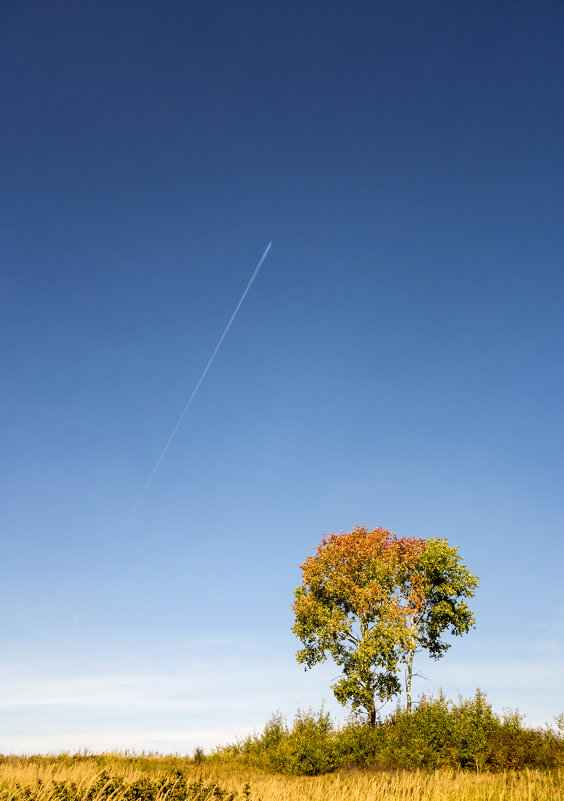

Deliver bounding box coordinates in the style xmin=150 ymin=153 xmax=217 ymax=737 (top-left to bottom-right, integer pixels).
xmin=294 ymin=528 xmax=478 ymax=719
xmin=298 ymin=525 xmax=428 ymax=624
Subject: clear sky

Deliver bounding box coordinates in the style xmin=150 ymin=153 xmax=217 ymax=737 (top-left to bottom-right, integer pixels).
xmin=1 ymin=0 xmax=563 ymax=754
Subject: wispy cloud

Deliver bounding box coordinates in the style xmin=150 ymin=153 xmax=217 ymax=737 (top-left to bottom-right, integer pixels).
xmin=0 ymin=641 xmax=339 ymax=754
xmin=2 ymin=632 xmax=562 ymax=754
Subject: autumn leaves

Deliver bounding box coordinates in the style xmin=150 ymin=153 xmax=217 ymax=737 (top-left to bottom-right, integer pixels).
xmin=292 ymin=526 xmax=478 ymax=724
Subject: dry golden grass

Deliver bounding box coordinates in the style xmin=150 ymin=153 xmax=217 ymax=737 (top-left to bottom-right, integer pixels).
xmin=0 ymin=757 xmax=562 ymax=801
xmin=205 ymin=765 xmax=563 ymax=801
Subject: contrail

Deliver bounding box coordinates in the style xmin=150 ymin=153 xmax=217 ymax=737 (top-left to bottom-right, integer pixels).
xmin=122 ymin=240 xmax=272 ymax=527
xmin=75 ymin=242 xmax=272 ymax=617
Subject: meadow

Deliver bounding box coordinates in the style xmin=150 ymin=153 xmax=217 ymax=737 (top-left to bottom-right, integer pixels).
xmin=0 ymin=756 xmax=562 ymax=801
xmin=2 ymin=693 xmax=563 ymax=801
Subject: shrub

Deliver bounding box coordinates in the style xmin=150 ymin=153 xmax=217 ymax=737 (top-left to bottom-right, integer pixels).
xmin=387 ymin=692 xmax=453 ymax=768
xmin=450 ymin=689 xmax=499 ymax=769
xmin=332 ymin=722 xmax=383 ymax=768
xmin=211 ymin=692 xmax=564 ymax=775
xmin=221 ymin=708 xmax=336 ymax=775
xmin=278 ymin=708 xmax=336 ymax=775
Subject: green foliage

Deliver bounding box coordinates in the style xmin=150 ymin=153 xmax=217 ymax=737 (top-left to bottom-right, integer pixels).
xmin=292 ymin=527 xmax=479 ymax=721
xmin=452 ymin=690 xmax=499 ymax=769
xmin=484 ymin=709 xmax=564 ymax=771
xmin=292 ymin=528 xmax=425 ymax=722
xmin=329 ymin=721 xmax=383 ymax=768
xmin=211 ymin=691 xmax=564 ymax=775
xmin=385 ymin=690 xmax=498 ymax=770
xmin=279 ymin=708 xmax=336 ymax=776
xmin=385 ymin=692 xmax=454 ymax=769
xmin=415 ymin=539 xmax=479 ymax=658
xmin=215 ymin=708 xmax=336 ymax=776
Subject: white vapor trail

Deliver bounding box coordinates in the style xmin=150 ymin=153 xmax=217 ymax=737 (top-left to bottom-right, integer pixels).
xmin=74 ymin=242 xmax=272 ymax=619
xmin=122 ymin=240 xmax=272 ymax=526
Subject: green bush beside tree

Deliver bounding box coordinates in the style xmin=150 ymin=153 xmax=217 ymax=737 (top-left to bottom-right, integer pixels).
xmin=212 ymin=691 xmax=564 ymax=775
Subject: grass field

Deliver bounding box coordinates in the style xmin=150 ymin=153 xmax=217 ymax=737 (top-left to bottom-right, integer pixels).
xmin=0 ymin=756 xmax=562 ymax=801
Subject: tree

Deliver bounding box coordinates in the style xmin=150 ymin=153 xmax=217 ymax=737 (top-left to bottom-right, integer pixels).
xmin=292 ymin=526 xmax=478 ymax=724
xmin=398 ymin=537 xmax=479 ymax=713
xmin=292 ymin=526 xmax=423 ymax=725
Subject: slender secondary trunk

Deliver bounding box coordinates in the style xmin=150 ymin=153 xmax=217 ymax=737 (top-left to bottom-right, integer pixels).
xmin=406 ymin=646 xmax=415 ymax=714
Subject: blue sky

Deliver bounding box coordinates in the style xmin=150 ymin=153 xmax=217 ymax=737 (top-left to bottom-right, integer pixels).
xmin=1 ymin=0 xmax=563 ymax=753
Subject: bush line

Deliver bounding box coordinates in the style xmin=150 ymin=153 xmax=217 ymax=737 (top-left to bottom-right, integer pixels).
xmin=211 ymin=690 xmax=564 ymax=775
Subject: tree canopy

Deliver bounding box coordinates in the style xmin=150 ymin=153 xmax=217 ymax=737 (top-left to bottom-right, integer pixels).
xmin=292 ymin=526 xmax=478 ymax=724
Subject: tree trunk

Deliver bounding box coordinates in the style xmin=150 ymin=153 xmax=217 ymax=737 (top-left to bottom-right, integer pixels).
xmin=406 ymin=646 xmax=415 ymax=714
xmin=368 ymin=698 xmax=376 ymax=727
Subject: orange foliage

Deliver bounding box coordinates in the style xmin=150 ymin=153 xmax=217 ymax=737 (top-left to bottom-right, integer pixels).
xmin=297 ymin=525 xmax=427 ymax=625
